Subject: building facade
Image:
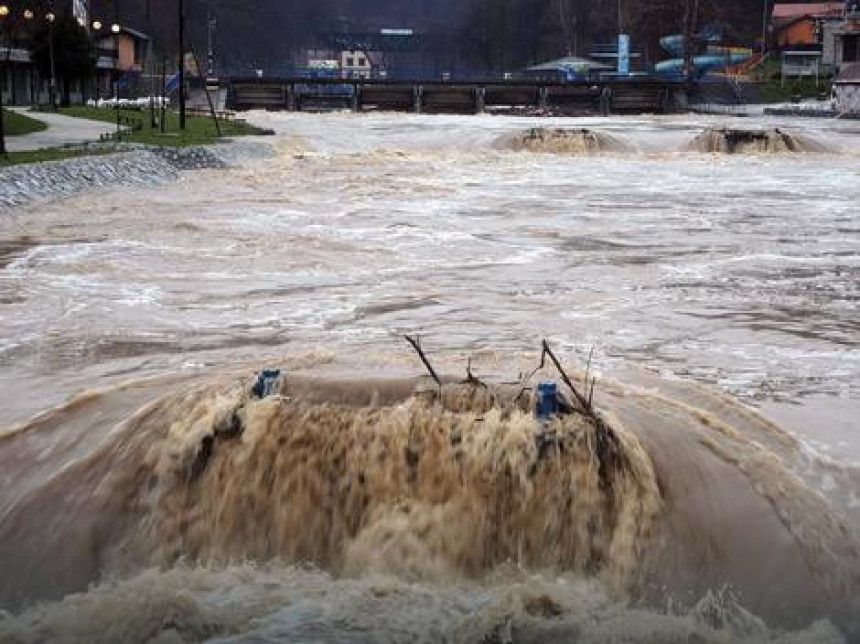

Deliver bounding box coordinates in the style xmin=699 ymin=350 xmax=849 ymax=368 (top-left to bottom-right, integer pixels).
xmin=92 ymin=26 xmax=151 ymax=98
xmin=2 ymin=2 xmax=150 ymax=106
xmin=770 ymin=2 xmax=860 ymax=75
xmin=1 ymin=1 xmax=84 ymax=106
xmin=834 ymin=10 xmax=860 ymax=66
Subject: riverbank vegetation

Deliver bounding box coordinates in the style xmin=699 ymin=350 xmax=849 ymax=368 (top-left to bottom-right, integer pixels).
xmin=755 ymin=59 xmax=833 ymax=103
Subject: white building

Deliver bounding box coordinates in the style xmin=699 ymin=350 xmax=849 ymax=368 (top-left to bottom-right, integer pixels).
xmin=340 ymin=50 xmax=372 ymax=79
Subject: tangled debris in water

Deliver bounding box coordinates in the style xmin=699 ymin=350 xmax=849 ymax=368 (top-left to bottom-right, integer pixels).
xmin=688 ymin=127 xmax=828 ymax=154
xmin=503 ymin=127 xmax=633 ymax=154
xmin=125 ymin=348 xmax=662 ymax=594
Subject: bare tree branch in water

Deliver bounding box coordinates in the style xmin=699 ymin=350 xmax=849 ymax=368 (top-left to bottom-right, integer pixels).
xmin=403 ymin=335 xmax=441 ymax=387
xmin=401 ymin=335 xmax=621 ymax=488
xmin=464 ymin=356 xmax=489 ymax=389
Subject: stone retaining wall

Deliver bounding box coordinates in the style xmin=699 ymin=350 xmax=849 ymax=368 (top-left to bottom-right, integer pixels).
xmin=0 ymin=141 xmax=274 ymax=211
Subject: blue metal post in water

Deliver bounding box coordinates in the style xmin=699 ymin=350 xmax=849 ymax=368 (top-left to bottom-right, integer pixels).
xmin=252 ymin=368 xmax=281 ymax=399
xmin=536 ymin=380 xmax=559 ymax=420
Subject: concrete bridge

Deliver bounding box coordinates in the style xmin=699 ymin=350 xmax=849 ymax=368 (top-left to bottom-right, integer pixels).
xmin=225 ymin=78 xmax=688 ymax=115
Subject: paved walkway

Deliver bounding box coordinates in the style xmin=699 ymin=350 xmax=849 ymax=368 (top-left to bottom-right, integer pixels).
xmin=5 ymin=108 xmax=116 ymax=152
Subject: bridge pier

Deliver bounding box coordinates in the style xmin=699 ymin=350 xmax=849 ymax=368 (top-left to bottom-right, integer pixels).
xmin=538 ymin=87 xmax=549 ymax=111
xmin=413 ymin=85 xmax=423 ymax=115
xmin=286 ymin=84 xmax=297 ymax=112
xmin=351 ymin=85 xmax=362 ymax=113
xmin=475 ymin=87 xmax=486 ymax=115
xmin=600 ymin=88 xmax=612 ymax=116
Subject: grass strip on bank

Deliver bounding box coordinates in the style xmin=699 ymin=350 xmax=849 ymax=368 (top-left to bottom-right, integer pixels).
xmin=2 ymin=109 xmax=49 ymax=136
xmin=57 ymin=106 xmax=266 ymax=147
xmin=0 ymin=146 xmax=119 ymax=167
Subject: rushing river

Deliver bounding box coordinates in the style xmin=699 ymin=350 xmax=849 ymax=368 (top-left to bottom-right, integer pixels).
xmin=1 ymin=112 xmax=859 ymax=643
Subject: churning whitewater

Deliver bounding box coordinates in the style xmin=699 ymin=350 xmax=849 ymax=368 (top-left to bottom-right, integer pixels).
xmin=1 ymin=112 xmax=859 ymax=643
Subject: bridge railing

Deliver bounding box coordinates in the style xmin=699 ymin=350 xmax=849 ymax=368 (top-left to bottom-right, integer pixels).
xmin=227 ymin=77 xmax=685 ymax=115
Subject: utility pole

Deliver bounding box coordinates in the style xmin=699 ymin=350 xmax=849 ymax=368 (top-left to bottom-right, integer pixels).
xmin=114 ymin=1 xmax=122 ymax=140
xmin=761 ymin=0 xmax=769 ymax=56
xmin=207 ymin=5 xmax=216 ymax=77
xmin=161 ymin=55 xmax=167 ymax=132
xmin=178 ymin=0 xmax=186 ymax=130
xmin=147 ymin=0 xmax=156 ymax=128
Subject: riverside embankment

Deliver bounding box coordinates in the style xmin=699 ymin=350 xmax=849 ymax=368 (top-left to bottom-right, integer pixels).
xmin=0 ymin=140 xmax=275 ymax=210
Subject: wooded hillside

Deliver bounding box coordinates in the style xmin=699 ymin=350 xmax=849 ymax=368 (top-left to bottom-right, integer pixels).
xmin=90 ymin=0 xmax=768 ymax=74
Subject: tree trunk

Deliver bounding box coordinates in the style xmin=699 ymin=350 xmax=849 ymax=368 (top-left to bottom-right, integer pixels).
xmin=61 ymin=76 xmax=71 ymax=107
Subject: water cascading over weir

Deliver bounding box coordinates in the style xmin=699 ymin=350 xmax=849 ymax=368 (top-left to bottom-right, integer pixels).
xmin=502 ymin=128 xmax=633 ymax=154
xmin=1 ymin=344 xmax=858 ymax=640
xmin=688 ymin=127 xmax=828 ymax=154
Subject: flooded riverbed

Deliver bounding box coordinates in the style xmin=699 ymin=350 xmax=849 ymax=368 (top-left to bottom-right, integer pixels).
xmin=1 ymin=112 xmax=859 ymax=642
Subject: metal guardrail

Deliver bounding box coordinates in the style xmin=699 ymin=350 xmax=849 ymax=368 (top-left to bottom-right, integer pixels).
xmin=227 ymin=75 xmax=685 ymax=88
xmin=226 ymin=77 xmax=684 ymax=115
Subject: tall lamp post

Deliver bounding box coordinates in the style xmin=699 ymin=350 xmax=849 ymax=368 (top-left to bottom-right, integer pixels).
xmin=111 ymin=21 xmax=120 ymax=140
xmin=0 ymin=3 xmax=10 ymax=156
xmin=45 ymin=10 xmax=56 ymax=111
xmin=92 ymin=19 xmax=103 ymax=103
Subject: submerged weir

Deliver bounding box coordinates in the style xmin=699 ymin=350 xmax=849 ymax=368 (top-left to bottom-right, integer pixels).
xmin=501 ymin=126 xmax=832 ymax=156
xmin=503 ymin=127 xmax=634 ymax=154
xmin=0 ymin=369 xmax=858 ymax=642
xmin=688 ymin=127 xmax=828 ymax=154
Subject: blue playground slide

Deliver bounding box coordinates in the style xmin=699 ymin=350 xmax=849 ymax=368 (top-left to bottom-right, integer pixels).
xmin=655 ymin=34 xmax=752 ymax=77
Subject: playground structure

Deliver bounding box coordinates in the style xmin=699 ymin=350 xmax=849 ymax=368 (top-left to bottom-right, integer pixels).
xmin=655 ymin=30 xmax=753 ymax=77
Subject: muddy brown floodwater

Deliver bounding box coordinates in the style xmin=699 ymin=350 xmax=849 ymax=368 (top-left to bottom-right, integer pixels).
xmin=0 ymin=112 xmax=859 ymax=643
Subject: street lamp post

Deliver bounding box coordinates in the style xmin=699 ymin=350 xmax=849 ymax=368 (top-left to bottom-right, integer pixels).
xmin=112 ymin=22 xmax=120 ymax=140
xmin=92 ymin=20 xmax=102 ymax=104
xmin=0 ymin=4 xmax=8 ymax=157
xmin=46 ymin=11 xmax=56 ymax=111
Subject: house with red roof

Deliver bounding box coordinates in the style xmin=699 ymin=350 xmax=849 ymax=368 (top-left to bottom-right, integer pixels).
xmin=771 ymin=2 xmax=851 ymax=74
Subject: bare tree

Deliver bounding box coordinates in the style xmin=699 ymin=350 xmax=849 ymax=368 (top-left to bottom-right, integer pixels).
xmin=555 ymin=0 xmax=592 ymax=55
